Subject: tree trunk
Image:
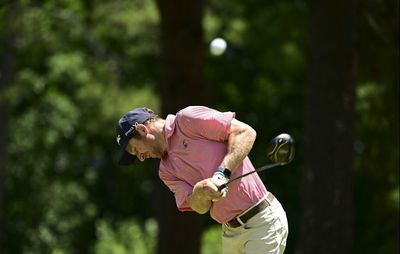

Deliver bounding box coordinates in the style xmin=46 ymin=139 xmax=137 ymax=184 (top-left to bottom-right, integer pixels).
xmin=154 ymin=0 xmax=207 ymax=254
xmin=296 ymin=1 xmax=357 ymax=253
xmin=0 ymin=0 xmax=17 ymax=246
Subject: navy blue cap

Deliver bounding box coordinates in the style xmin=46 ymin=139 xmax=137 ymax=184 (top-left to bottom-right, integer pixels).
xmin=116 ymin=107 xmax=156 ymax=165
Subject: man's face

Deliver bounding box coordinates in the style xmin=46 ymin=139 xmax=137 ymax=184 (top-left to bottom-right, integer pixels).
xmin=125 ymin=132 xmax=164 ymax=161
xmin=125 ymin=136 xmax=151 ymax=161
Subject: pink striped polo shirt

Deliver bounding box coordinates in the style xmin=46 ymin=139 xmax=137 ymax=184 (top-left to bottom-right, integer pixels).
xmin=158 ymin=106 xmax=267 ymax=224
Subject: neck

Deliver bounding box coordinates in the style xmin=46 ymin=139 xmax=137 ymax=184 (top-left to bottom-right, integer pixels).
xmin=153 ymin=119 xmax=167 ymax=156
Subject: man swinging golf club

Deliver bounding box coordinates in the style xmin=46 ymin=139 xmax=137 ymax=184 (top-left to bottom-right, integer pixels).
xmin=116 ymin=106 xmax=289 ymax=254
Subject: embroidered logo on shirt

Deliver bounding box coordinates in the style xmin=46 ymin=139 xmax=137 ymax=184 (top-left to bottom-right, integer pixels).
xmin=182 ymin=139 xmax=188 ymax=149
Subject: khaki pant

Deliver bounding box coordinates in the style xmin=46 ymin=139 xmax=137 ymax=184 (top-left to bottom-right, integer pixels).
xmin=222 ymin=196 xmax=288 ymax=254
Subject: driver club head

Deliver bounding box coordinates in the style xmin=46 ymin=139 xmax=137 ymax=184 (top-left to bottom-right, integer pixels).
xmin=266 ymin=133 xmax=295 ymax=165
xmin=218 ymin=133 xmax=295 ymax=191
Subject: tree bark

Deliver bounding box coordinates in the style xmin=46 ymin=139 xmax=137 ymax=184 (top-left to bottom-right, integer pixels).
xmin=0 ymin=0 xmax=17 ymax=246
xmin=296 ymin=1 xmax=358 ymax=253
xmin=155 ymin=0 xmax=207 ymax=253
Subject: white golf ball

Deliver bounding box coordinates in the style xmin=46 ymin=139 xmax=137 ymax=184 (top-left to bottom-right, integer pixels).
xmin=209 ymin=38 xmax=227 ymax=56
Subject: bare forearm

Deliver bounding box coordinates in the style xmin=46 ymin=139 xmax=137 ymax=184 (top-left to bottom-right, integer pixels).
xmin=220 ymin=119 xmax=257 ymax=172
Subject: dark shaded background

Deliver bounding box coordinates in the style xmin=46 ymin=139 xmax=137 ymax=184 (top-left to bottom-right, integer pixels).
xmin=0 ymin=0 xmax=398 ymax=253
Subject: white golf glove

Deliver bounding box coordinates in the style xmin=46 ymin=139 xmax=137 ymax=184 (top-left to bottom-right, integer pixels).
xmin=211 ymin=168 xmax=231 ymax=201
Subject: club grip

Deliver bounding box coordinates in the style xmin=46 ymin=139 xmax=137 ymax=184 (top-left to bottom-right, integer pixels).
xmin=218 ymin=183 xmax=227 ymax=191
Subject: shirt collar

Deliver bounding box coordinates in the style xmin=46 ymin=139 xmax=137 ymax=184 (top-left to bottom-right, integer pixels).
xmin=164 ymin=114 xmax=176 ymax=145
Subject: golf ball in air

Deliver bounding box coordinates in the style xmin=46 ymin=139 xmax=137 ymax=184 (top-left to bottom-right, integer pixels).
xmin=209 ymin=38 xmax=227 ymax=56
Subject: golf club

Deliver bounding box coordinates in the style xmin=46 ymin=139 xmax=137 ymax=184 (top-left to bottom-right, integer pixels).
xmin=218 ymin=133 xmax=295 ymax=191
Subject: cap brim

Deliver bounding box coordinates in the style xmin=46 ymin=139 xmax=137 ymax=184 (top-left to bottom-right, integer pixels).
xmin=118 ymin=139 xmax=136 ymax=166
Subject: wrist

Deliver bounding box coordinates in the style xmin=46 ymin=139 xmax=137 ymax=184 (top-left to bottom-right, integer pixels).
xmin=215 ymin=167 xmax=232 ymax=179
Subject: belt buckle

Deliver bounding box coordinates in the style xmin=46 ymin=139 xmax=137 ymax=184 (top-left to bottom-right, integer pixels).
xmin=227 ymin=216 xmax=243 ymax=228
xmin=226 ymin=218 xmax=241 ymax=228
xmin=236 ymin=216 xmax=245 ymax=226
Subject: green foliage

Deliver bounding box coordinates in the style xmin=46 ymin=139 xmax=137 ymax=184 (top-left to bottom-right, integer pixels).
xmin=204 ymin=0 xmax=307 ymax=145
xmin=94 ymin=219 xmax=158 ymax=254
xmin=201 ymin=225 xmax=222 ymax=254
xmin=354 ymin=79 xmax=399 ymax=254
xmin=24 ymin=181 xmax=97 ymax=254
xmin=351 ymin=1 xmax=399 ymax=252
xmin=0 ymin=0 xmax=397 ymax=253
xmin=93 ymin=220 xmax=221 ymax=254
xmin=1 ymin=0 xmax=160 ymax=253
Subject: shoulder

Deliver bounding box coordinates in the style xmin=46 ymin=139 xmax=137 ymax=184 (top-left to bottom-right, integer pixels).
xmin=176 ymin=106 xmax=221 ymax=119
xmin=176 ymin=106 xmax=236 ymax=126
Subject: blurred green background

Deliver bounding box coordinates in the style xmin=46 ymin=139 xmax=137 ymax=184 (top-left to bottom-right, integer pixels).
xmin=0 ymin=0 xmax=398 ymax=254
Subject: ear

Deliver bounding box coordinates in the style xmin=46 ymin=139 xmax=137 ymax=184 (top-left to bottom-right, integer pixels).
xmin=135 ymin=124 xmax=155 ymax=141
xmin=135 ymin=124 xmax=148 ymax=137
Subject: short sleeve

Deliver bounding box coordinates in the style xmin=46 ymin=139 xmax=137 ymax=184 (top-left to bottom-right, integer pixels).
xmin=176 ymin=106 xmax=236 ymax=142
xmin=159 ymin=168 xmax=194 ymax=212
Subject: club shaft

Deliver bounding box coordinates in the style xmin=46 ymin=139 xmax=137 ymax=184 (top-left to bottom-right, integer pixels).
xmin=218 ymin=162 xmax=282 ymax=191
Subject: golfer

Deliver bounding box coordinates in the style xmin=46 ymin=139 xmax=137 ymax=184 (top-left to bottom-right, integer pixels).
xmin=116 ymin=106 xmax=288 ymax=254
